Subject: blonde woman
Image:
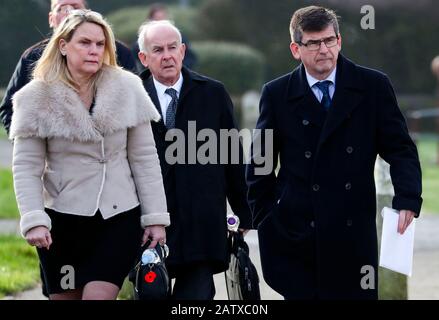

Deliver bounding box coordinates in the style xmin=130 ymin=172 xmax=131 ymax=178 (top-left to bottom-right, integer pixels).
xmin=9 ymin=9 xmax=169 ymax=300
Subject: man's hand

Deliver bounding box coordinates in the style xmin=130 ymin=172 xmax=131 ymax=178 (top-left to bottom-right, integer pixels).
xmin=25 ymin=226 xmax=52 ymax=250
xmin=142 ymin=225 xmax=166 ymax=248
xmin=238 ymin=228 xmax=250 ymax=236
xmin=398 ymin=210 xmax=416 ymax=234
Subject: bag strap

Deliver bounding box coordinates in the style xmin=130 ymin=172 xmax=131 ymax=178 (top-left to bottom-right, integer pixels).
xmin=228 ymin=230 xmax=249 ymax=255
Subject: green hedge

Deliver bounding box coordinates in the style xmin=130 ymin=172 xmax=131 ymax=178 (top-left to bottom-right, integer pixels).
xmin=192 ymin=41 xmax=265 ymax=95
xmin=107 ymin=5 xmax=200 ymax=45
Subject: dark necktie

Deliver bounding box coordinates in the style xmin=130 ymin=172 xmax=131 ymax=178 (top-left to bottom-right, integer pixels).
xmin=314 ymin=80 xmax=332 ymax=110
xmin=165 ymin=88 xmax=178 ymax=129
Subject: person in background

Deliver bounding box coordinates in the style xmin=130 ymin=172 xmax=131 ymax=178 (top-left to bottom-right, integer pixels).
xmin=246 ymin=5 xmax=422 ymax=299
xmin=131 ymin=2 xmax=197 ymax=73
xmin=0 ymin=0 xmax=136 ymax=135
xmin=137 ymin=20 xmax=252 ymax=299
xmin=10 ymin=9 xmax=169 ymax=300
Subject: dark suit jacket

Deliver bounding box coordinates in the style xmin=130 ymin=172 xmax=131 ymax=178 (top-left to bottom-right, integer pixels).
xmin=0 ymin=39 xmax=136 ymax=134
xmin=141 ymin=67 xmax=252 ymax=275
xmin=246 ymin=55 xmax=422 ymax=299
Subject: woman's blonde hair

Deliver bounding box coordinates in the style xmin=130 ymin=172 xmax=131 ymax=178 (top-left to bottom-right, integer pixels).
xmin=33 ymin=9 xmax=118 ymax=91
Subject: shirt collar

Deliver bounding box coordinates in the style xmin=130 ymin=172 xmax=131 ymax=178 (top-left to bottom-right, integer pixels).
xmin=305 ymin=67 xmax=337 ymax=88
xmin=153 ymin=73 xmax=184 ymax=98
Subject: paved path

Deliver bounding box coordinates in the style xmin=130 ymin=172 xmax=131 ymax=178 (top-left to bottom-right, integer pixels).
xmin=408 ymin=214 xmax=439 ymax=299
xmin=0 ymin=219 xmax=19 ymax=234
xmin=0 ymin=139 xmax=12 ymax=168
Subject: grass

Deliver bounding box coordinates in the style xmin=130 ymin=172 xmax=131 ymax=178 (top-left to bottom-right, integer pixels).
xmin=0 ymin=168 xmax=19 ymax=219
xmin=0 ymin=235 xmax=40 ymax=298
xmin=417 ymin=137 xmax=439 ymax=214
xmin=0 ymin=127 xmax=6 ymax=139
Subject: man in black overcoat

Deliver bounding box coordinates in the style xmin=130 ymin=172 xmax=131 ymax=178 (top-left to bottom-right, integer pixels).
xmin=246 ymin=6 xmax=422 ymax=299
xmin=137 ymin=20 xmax=252 ymax=299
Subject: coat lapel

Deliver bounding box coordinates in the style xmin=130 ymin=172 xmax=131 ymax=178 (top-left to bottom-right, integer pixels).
xmin=178 ymin=67 xmax=199 ymax=103
xmin=143 ymin=75 xmax=166 ymax=128
xmin=287 ymin=65 xmax=327 ymax=128
xmin=140 ymin=67 xmax=206 ymax=129
xmin=316 ymin=55 xmax=364 ymax=150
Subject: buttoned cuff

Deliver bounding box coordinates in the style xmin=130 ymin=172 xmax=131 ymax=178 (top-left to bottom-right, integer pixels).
xmin=20 ymin=210 xmax=52 ymax=237
xmin=140 ymin=212 xmax=170 ymax=228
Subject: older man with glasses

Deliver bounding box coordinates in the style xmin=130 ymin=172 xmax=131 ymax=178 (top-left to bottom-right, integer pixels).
xmin=246 ymin=5 xmax=422 ymax=300
xmin=0 ymin=0 xmax=136 ymax=135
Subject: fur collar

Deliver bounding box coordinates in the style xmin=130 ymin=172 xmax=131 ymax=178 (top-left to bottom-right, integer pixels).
xmin=9 ymin=66 xmax=160 ymax=142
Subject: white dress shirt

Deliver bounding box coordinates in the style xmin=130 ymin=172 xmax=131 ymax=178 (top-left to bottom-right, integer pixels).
xmin=305 ymin=67 xmax=337 ymax=103
xmin=153 ymin=73 xmax=184 ymax=123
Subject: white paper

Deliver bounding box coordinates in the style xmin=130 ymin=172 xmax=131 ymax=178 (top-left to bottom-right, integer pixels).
xmin=379 ymin=207 xmax=416 ymax=276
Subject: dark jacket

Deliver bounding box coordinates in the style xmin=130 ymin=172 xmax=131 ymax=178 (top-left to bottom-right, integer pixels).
xmin=0 ymin=39 xmax=136 ymax=134
xmin=141 ymin=67 xmax=252 ymax=275
xmin=246 ymin=55 xmax=422 ymax=299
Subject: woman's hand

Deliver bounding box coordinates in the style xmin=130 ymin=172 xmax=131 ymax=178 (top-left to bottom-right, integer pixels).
xmin=25 ymin=226 xmax=52 ymax=249
xmin=142 ymin=225 xmax=166 ymax=248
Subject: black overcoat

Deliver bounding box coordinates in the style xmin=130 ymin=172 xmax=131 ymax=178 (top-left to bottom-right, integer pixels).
xmin=141 ymin=67 xmax=252 ymax=275
xmin=246 ymin=55 xmax=422 ymax=299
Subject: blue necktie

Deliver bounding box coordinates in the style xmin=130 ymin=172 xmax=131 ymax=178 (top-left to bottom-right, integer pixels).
xmin=165 ymin=88 xmax=178 ymax=129
xmin=314 ymin=80 xmax=332 ymax=110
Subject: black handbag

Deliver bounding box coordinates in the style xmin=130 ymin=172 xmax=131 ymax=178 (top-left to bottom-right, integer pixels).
xmin=225 ymin=231 xmax=261 ymax=300
xmin=128 ymin=242 xmax=170 ymax=300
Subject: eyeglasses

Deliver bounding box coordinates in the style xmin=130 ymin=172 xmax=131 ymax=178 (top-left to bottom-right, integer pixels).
xmin=56 ymin=5 xmax=75 ymax=15
xmin=297 ymin=35 xmax=339 ymax=51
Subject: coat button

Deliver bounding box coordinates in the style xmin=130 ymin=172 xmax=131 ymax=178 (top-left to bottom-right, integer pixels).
xmin=113 ymin=205 xmax=117 ymax=209
xmin=312 ymin=184 xmax=320 ymax=192
xmin=346 ymin=146 xmax=353 ymax=154
xmin=346 ymin=219 xmax=353 ymax=227
xmin=305 ymin=151 xmax=312 ymax=159
xmin=302 ymin=119 xmax=309 ymax=126
xmin=310 ymin=220 xmax=315 ymax=228
xmin=345 ymin=182 xmax=352 ymax=190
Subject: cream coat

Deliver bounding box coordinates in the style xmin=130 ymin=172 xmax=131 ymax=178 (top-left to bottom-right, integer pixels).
xmin=10 ymin=66 xmax=170 ymax=236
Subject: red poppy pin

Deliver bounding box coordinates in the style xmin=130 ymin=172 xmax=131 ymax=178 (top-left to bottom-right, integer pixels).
xmin=144 ymin=271 xmax=157 ymax=283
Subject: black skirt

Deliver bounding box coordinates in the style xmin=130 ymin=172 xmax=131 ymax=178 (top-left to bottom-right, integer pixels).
xmin=37 ymin=206 xmax=143 ymax=295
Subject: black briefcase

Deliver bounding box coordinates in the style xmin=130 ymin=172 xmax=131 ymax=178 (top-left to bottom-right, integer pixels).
xmin=225 ymin=231 xmax=261 ymax=300
xmin=128 ymin=242 xmax=170 ymax=300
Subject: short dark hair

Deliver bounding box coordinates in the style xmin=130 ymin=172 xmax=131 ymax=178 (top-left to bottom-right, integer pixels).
xmin=148 ymin=3 xmax=167 ymax=20
xmin=290 ymin=6 xmax=339 ymax=43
